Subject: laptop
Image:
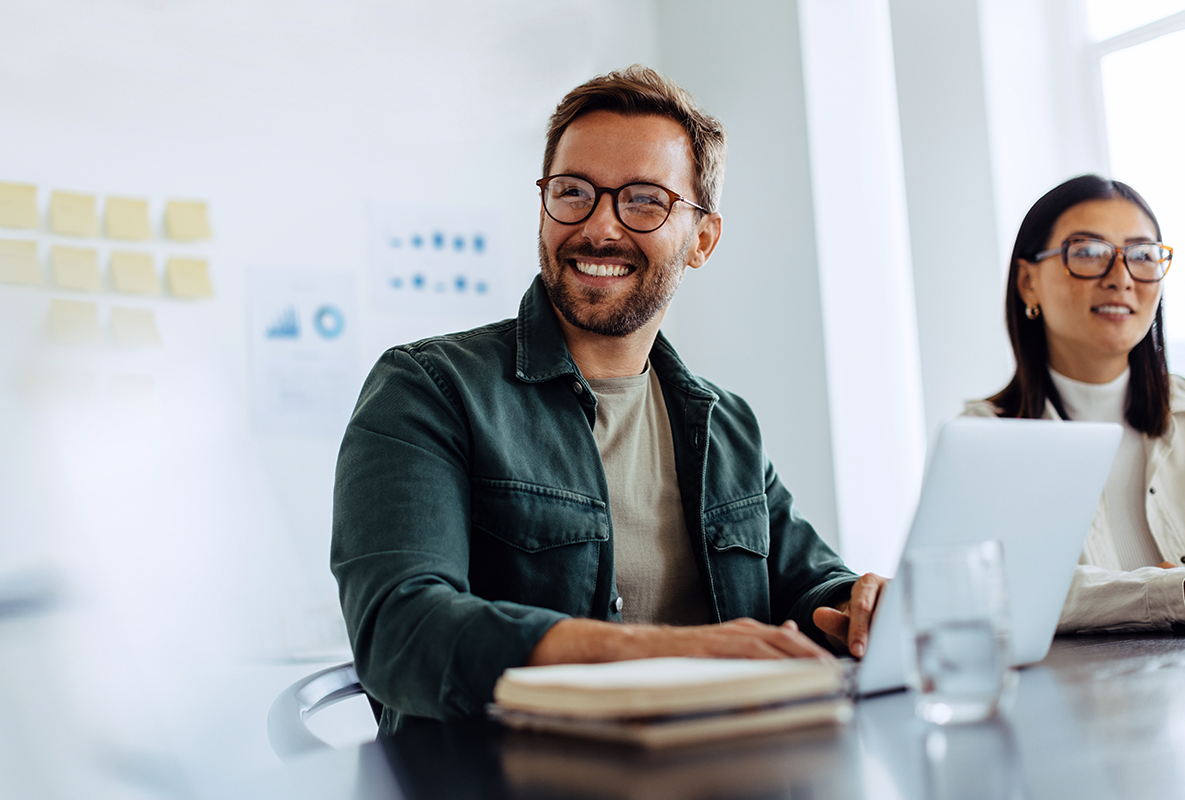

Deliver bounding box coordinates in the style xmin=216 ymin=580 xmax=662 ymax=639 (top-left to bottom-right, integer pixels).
xmin=855 ymin=417 xmax=1122 ymax=696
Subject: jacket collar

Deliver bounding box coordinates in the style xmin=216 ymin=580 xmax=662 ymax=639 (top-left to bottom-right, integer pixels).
xmin=513 ymin=275 xmax=717 ymax=400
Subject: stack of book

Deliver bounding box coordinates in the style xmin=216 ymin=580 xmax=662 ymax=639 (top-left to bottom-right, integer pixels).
xmin=489 ymin=657 xmax=851 ymax=748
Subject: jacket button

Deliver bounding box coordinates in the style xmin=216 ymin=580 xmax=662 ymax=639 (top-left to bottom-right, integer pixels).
xmin=1180 ymin=556 xmax=1185 ymax=565
xmin=612 ymin=596 xmax=624 ymax=613
xmin=1150 ymin=486 xmax=1157 ymax=495
xmin=572 ymin=381 xmax=583 ymax=395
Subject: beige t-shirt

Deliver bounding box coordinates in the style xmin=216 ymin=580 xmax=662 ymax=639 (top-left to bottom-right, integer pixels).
xmin=587 ymin=365 xmax=713 ymax=626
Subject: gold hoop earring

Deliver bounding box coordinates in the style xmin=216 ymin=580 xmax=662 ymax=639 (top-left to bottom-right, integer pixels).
xmin=1025 ymin=305 xmax=1041 ymax=320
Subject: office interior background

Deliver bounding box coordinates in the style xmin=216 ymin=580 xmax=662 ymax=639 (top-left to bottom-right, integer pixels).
xmin=2 ymin=0 xmax=1184 ymax=795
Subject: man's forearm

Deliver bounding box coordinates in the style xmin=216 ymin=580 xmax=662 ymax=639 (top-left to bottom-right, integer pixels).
xmin=526 ymin=616 xmax=833 ymax=666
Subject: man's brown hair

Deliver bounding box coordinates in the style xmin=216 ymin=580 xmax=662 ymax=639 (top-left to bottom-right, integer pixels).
xmin=542 ymin=65 xmax=727 ymax=213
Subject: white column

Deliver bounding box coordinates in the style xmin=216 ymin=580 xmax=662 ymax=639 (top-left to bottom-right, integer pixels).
xmin=798 ymin=0 xmax=927 ymax=575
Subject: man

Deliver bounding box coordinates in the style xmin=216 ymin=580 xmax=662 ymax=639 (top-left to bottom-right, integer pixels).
xmin=332 ymin=66 xmax=885 ymax=733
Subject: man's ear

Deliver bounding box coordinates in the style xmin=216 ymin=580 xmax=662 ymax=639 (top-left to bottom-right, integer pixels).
xmin=687 ymin=213 xmax=723 ymax=269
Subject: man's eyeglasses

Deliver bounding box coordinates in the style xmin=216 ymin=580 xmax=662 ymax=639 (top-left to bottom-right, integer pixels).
xmin=536 ymin=175 xmax=706 ymax=234
xmin=1033 ymin=237 xmax=1173 ymax=283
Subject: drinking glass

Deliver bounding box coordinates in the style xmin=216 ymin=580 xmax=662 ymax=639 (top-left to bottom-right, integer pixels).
xmin=902 ymin=540 xmax=1014 ymax=724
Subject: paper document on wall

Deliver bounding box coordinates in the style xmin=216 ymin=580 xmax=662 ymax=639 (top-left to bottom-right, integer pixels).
xmin=248 ymin=268 xmax=358 ymax=436
xmin=369 ymin=203 xmax=507 ymax=317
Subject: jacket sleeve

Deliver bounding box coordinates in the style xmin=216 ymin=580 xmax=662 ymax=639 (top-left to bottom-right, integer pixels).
xmin=763 ymin=459 xmax=858 ymax=648
xmin=1057 ymin=564 xmax=1185 ymax=633
xmin=331 ymin=349 xmax=566 ymax=721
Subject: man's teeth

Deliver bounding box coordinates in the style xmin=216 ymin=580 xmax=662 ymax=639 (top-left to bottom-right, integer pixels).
xmin=1094 ymin=305 xmax=1132 ymax=315
xmin=575 ymin=261 xmax=630 ymax=278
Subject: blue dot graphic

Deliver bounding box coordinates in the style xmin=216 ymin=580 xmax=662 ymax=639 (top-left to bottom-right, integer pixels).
xmin=432 ymin=232 xmax=445 ymax=249
xmin=476 ymin=282 xmax=488 ymax=294
xmin=390 ymin=277 xmax=404 ymax=289
xmin=455 ymin=276 xmax=467 ymax=292
xmin=453 ymin=235 xmax=465 ymax=252
xmin=412 ymin=273 xmax=425 ymax=289
xmin=473 ymin=234 xmax=485 ymax=254
xmin=411 ymin=234 xmax=424 ymax=249
xmin=389 ymin=237 xmax=402 ymax=248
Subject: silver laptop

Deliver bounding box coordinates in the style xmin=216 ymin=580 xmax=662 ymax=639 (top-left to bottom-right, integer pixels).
xmin=856 ymin=417 xmax=1122 ymax=696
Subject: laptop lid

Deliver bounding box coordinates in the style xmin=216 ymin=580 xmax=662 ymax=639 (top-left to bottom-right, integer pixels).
xmin=856 ymin=417 xmax=1121 ymax=696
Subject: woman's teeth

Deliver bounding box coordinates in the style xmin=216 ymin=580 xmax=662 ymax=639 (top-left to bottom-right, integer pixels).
xmin=575 ymin=261 xmax=630 ymax=277
xmin=1093 ymin=305 xmax=1132 ymax=315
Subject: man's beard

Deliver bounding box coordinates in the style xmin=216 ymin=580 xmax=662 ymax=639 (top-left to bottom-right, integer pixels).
xmin=538 ymin=237 xmax=692 ymax=338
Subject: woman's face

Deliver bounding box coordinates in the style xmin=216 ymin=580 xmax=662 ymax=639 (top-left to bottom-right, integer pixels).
xmin=1017 ymin=197 xmax=1163 ymax=383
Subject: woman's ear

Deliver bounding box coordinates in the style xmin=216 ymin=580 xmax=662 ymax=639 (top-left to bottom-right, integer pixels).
xmin=1016 ymin=260 xmax=1040 ymax=308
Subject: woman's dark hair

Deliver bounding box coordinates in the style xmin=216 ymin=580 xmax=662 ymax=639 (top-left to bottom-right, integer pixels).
xmin=989 ymin=174 xmax=1170 ymax=436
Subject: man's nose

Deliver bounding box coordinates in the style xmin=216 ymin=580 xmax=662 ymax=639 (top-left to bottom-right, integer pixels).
xmin=580 ymin=192 xmax=624 ymax=243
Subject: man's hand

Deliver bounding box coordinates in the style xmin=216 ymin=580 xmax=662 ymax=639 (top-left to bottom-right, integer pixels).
xmin=812 ymin=572 xmax=888 ymax=658
xmin=527 ymin=616 xmax=832 ymax=667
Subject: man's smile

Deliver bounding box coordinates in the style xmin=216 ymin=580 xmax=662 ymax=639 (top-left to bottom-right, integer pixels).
xmin=572 ymin=260 xmax=635 ymax=278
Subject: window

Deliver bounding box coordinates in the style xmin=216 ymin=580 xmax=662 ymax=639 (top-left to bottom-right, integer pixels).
xmin=1090 ymin=2 xmax=1185 ymax=363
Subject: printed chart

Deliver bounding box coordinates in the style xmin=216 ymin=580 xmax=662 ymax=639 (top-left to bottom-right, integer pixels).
xmin=369 ymin=205 xmax=506 ymax=317
xmin=248 ymin=268 xmax=357 ymax=437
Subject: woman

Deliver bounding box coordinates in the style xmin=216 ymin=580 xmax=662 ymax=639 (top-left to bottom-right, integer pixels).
xmin=965 ymin=174 xmax=1185 ymax=633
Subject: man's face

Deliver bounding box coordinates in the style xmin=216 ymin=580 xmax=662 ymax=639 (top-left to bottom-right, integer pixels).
xmin=538 ymin=110 xmax=710 ymax=338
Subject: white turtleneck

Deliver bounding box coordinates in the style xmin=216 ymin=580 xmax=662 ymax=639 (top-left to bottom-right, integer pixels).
xmin=1048 ymin=367 xmax=1161 ymax=571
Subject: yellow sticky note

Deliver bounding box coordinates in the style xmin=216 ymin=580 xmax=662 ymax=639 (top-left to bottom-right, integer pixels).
xmin=51 ymin=245 xmax=102 ymax=292
xmin=111 ymin=306 xmax=162 ymax=347
xmin=0 ymin=182 xmax=39 ymax=229
xmin=0 ymin=239 xmax=41 ymax=285
xmin=105 ymin=197 xmax=153 ymax=240
xmin=165 ymin=200 xmax=211 ymax=240
xmin=166 ymin=257 xmax=213 ymax=298
xmin=111 ymin=251 xmax=160 ymax=294
xmin=50 ymin=190 xmax=100 ymax=237
xmin=49 ymin=299 xmax=102 ymax=344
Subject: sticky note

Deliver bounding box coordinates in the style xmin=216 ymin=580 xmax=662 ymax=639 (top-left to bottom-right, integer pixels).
xmin=50 ymin=190 xmax=100 ymax=237
xmin=105 ymin=197 xmax=153 ymax=240
xmin=166 ymin=257 xmax=213 ymax=298
xmin=0 ymin=182 xmax=39 ymax=229
xmin=0 ymin=239 xmax=41 ymax=285
xmin=49 ymin=299 xmax=102 ymax=344
xmin=51 ymin=245 xmax=102 ymax=291
xmin=111 ymin=306 xmax=162 ymax=347
xmin=111 ymin=251 xmax=160 ymax=294
xmin=165 ymin=200 xmax=211 ymax=240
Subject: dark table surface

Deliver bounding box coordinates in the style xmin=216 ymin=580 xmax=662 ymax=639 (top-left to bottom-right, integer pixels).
xmin=264 ymin=634 xmax=1185 ymax=800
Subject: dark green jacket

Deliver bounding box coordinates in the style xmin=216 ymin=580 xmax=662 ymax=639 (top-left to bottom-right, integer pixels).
xmin=332 ymin=276 xmax=857 ymax=733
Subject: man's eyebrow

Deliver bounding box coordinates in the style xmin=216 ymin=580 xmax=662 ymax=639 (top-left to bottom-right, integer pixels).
xmin=549 ymin=171 xmax=669 ymax=188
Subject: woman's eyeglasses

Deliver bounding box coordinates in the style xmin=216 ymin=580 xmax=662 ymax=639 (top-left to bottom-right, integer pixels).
xmin=1033 ymin=237 xmax=1172 ymax=283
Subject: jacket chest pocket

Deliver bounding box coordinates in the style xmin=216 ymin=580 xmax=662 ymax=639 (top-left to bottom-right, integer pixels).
xmin=703 ymin=494 xmax=771 ymax=621
xmin=469 ymin=479 xmax=609 ymax=616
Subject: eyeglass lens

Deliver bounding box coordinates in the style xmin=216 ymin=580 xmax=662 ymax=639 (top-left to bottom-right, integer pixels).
xmin=541 ymin=176 xmax=674 ymax=232
xmin=1065 ymin=239 xmax=1171 ymax=282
